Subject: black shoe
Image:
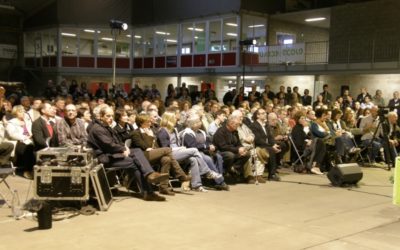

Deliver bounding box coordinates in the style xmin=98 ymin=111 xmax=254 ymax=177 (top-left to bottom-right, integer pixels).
xmin=143 ymin=192 xmax=166 ymax=201
xmin=268 ymin=174 xmax=281 ymax=182
xmin=146 ymin=172 xmax=169 ymax=184
xmin=159 ymin=188 xmax=175 ymax=196
xmin=214 ymin=182 xmax=230 ymax=191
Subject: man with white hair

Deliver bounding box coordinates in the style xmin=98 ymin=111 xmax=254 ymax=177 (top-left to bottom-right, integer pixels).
xmin=213 ymin=115 xmax=250 ymax=182
xmin=57 ymin=104 xmax=88 ymax=146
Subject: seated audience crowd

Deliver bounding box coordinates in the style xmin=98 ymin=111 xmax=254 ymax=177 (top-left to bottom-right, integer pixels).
xmin=0 ymin=81 xmax=399 ymax=202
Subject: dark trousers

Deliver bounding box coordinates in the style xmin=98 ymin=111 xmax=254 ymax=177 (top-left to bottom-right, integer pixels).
xmin=0 ymin=141 xmax=13 ymax=165
xmin=266 ymin=148 xmax=278 ymax=177
xmin=108 ymin=156 xmax=153 ymax=194
xmin=15 ymin=142 xmax=36 ymax=171
xmin=220 ymin=151 xmax=250 ymax=173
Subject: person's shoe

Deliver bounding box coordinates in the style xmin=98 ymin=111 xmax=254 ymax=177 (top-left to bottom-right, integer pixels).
xmin=206 ymin=171 xmax=222 ymax=179
xmin=159 ymin=187 xmax=175 ymax=196
xmin=178 ymin=175 xmax=191 ymax=182
xmin=228 ymin=166 xmax=241 ymax=176
xmin=181 ymin=180 xmax=191 ymax=192
xmin=23 ymin=171 xmax=33 ymax=180
xmin=146 ymin=172 xmax=169 ymax=184
xmin=246 ymin=176 xmax=256 ymax=184
xmin=256 ymin=176 xmax=266 ymax=183
xmin=268 ymin=174 xmax=281 ymax=181
xmin=349 ymin=147 xmax=361 ymax=154
xmin=310 ymin=167 xmax=324 ymax=175
xmin=214 ymin=182 xmax=230 ymax=191
xmin=143 ymin=192 xmax=166 ymax=201
xmin=192 ymin=186 xmax=208 ymax=192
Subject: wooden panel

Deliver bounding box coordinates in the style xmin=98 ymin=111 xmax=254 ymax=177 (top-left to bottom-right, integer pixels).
xmin=143 ymin=57 xmax=153 ymax=68
xmin=207 ymin=53 xmax=221 ymax=66
xmin=222 ymin=52 xmax=236 ymax=66
xmin=62 ymin=56 xmax=78 ymax=67
xmin=49 ymin=56 xmax=57 ymax=67
xmin=194 ymin=54 xmax=206 ymax=67
xmin=155 ymin=57 xmax=166 ymax=68
xmin=116 ymin=58 xmax=130 ymax=68
xmin=79 ymin=57 xmax=95 ymax=68
xmin=166 ymin=56 xmax=177 ymax=67
xmin=180 ymin=55 xmax=192 ymax=67
xmin=97 ymin=57 xmax=113 ymax=68
xmin=133 ymin=58 xmax=143 ymax=68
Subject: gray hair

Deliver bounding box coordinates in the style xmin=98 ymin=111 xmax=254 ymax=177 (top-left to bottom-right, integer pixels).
xmin=186 ymin=114 xmax=200 ymax=128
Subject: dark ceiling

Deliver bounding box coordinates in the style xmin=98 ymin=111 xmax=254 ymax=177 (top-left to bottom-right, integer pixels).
xmin=0 ymin=0 xmax=55 ymax=17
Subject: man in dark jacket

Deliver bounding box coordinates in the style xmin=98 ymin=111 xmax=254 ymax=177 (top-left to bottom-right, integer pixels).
xmin=250 ymin=108 xmax=281 ymax=181
xmin=32 ymin=102 xmax=59 ymax=151
xmin=213 ymin=116 xmax=250 ymax=179
xmin=87 ymin=106 xmax=168 ymax=201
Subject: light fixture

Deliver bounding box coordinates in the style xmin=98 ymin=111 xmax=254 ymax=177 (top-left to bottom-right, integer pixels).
xmin=61 ymin=32 xmax=76 ymax=37
xmin=239 ymin=39 xmax=257 ymax=46
xmin=194 ymin=36 xmax=199 ymax=39
xmin=248 ymin=24 xmax=265 ymax=28
xmin=126 ymin=34 xmax=131 ymax=38
xmin=225 ymin=22 xmax=237 ymax=27
xmin=305 ymin=17 xmax=326 ymax=22
xmin=84 ymin=29 xmax=100 ymax=33
xmin=109 ymin=19 xmax=128 ymax=30
xmin=134 ymin=35 xmax=142 ymax=39
xmin=188 ymin=27 xmax=204 ymax=32
xmin=226 ymin=33 xmax=237 ymax=37
xmin=101 ymin=37 xmax=113 ymax=41
xmin=166 ymin=39 xmax=177 ymax=43
xmin=156 ymin=31 xmax=170 ymax=35
xmin=251 ymin=80 xmax=255 ymax=84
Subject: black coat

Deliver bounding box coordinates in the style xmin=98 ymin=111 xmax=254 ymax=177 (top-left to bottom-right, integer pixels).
xmin=87 ymin=120 xmax=125 ymax=164
xmin=113 ymin=123 xmax=134 ymax=143
xmin=249 ymin=121 xmax=275 ymax=148
xmin=32 ymin=117 xmax=59 ymax=151
xmin=213 ymin=126 xmax=242 ymax=153
xmin=291 ymin=124 xmax=308 ymax=152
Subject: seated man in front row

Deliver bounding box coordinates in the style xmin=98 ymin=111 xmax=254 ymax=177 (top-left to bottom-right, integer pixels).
xmin=0 ymin=118 xmax=13 ymax=167
xmin=87 ymin=105 xmax=169 ymax=201
xmin=213 ymin=115 xmax=250 ymax=182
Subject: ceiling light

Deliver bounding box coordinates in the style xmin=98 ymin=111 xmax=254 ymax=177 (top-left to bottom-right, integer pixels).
xmin=166 ymin=39 xmax=177 ymax=43
xmin=156 ymin=31 xmax=170 ymax=35
xmin=194 ymin=36 xmax=199 ymax=39
xmin=134 ymin=35 xmax=142 ymax=39
xmin=126 ymin=34 xmax=131 ymax=38
xmin=188 ymin=27 xmax=204 ymax=32
xmin=305 ymin=17 xmax=326 ymax=22
xmin=61 ymin=32 xmax=76 ymax=37
xmin=109 ymin=19 xmax=128 ymax=30
xmin=225 ymin=23 xmax=237 ymax=27
xmin=248 ymin=24 xmax=265 ymax=28
xmin=226 ymin=33 xmax=237 ymax=37
xmin=84 ymin=29 xmax=95 ymax=33
xmin=101 ymin=37 xmax=113 ymax=41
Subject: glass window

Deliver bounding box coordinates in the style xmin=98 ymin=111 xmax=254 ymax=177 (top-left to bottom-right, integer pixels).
xmin=242 ymin=15 xmax=267 ymax=52
xmin=97 ymin=27 xmax=130 ymax=57
xmin=79 ymin=28 xmax=98 ymax=56
xmin=223 ymin=17 xmax=238 ymax=51
xmin=42 ymin=29 xmax=57 ymax=56
xmin=133 ymin=29 xmax=144 ymax=57
xmin=209 ymin=20 xmax=221 ymax=52
xmin=154 ymin=25 xmax=177 ymax=56
xmin=116 ymin=29 xmax=130 ymax=58
xmin=61 ymin=28 xmax=78 ymax=56
xmin=143 ymin=28 xmax=154 ymax=57
xmin=181 ymin=23 xmax=193 ymax=55
xmin=193 ymin=22 xmax=206 ymax=54
xmin=165 ymin=24 xmax=178 ymax=56
xmin=24 ymin=32 xmax=38 ymax=58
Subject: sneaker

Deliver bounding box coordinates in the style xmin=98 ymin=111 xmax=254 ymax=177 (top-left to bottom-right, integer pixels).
xmin=214 ymin=182 xmax=230 ymax=191
xmin=206 ymin=171 xmax=222 ymax=179
xmin=268 ymin=174 xmax=281 ymax=181
xmin=143 ymin=192 xmax=166 ymax=201
xmin=310 ymin=167 xmax=324 ymax=175
xmin=192 ymin=186 xmax=208 ymax=192
xmin=181 ymin=180 xmax=191 ymax=192
xmin=349 ymin=147 xmax=361 ymax=154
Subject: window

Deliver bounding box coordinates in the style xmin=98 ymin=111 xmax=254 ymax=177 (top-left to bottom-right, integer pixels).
xmin=242 ymin=15 xmax=267 ymax=52
xmin=154 ymin=24 xmax=178 ymax=56
xmin=209 ymin=20 xmax=221 ymax=52
xmin=79 ymin=28 xmax=97 ymax=56
xmin=133 ymin=29 xmax=144 ymax=57
xmin=193 ymin=22 xmax=206 ymax=53
xmin=277 ymin=33 xmax=296 ymax=45
xmin=61 ymin=28 xmax=78 ymax=56
xmin=223 ymin=17 xmax=238 ymax=51
xmin=181 ymin=23 xmax=193 ymax=55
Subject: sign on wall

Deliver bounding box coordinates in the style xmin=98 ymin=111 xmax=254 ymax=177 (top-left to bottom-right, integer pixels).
xmin=0 ymin=44 xmax=17 ymax=59
xmin=258 ymin=43 xmax=305 ymax=64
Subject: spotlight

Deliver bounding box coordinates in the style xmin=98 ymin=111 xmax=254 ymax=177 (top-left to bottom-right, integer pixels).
xmin=239 ymin=39 xmax=256 ymax=46
xmin=109 ymin=19 xmax=128 ymax=30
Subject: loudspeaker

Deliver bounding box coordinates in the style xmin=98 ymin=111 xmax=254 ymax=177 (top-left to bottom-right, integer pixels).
xmin=327 ymin=163 xmax=363 ymax=186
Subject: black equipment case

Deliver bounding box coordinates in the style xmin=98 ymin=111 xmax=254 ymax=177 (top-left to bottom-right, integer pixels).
xmin=89 ymin=164 xmax=113 ymax=211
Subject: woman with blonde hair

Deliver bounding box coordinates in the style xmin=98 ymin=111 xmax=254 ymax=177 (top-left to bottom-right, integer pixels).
xmin=131 ymin=113 xmax=191 ymax=195
xmin=6 ymin=105 xmax=35 ymax=178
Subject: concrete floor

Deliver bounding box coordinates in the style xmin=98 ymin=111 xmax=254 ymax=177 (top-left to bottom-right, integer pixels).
xmin=1 ymin=166 xmax=400 ymax=250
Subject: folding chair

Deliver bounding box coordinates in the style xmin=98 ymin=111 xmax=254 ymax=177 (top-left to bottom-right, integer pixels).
xmin=288 ymin=135 xmax=312 ymax=172
xmin=0 ymin=163 xmax=17 ymax=207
